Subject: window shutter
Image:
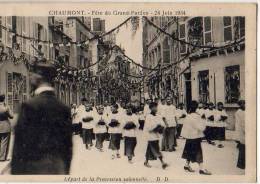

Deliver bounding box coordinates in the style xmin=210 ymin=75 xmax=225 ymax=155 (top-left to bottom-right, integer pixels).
xmin=6 ymin=17 xmax=13 ymax=48
xmin=6 ymin=72 xmax=13 ymax=110
xmin=179 ymin=24 xmax=186 ymax=54
xmin=44 ymin=28 xmax=48 ymax=58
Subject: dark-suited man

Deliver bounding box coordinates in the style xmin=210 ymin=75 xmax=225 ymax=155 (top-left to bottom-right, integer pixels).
xmin=0 ymin=94 xmax=13 ymax=161
xmin=11 ymin=61 xmax=73 ymax=175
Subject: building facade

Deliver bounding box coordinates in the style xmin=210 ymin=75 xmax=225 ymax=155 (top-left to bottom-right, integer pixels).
xmin=177 ymin=16 xmax=245 ymax=130
xmin=142 ymin=17 xmax=179 ymax=103
xmin=55 ymin=16 xmax=93 ymax=105
xmin=0 ymin=16 xmax=52 ymax=112
xmin=142 ymin=16 xmax=245 ymax=129
xmin=0 ymin=16 xmax=106 ymax=109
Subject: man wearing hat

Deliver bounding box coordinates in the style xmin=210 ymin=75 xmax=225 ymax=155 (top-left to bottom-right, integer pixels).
xmin=11 ymin=61 xmax=73 ymax=174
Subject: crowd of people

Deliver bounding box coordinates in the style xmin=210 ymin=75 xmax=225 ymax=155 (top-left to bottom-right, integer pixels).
xmin=70 ymin=96 xmax=246 ymax=175
xmin=0 ymin=61 xmax=245 ymax=175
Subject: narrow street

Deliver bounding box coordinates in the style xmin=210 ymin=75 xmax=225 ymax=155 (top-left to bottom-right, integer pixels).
xmin=0 ymin=14 xmax=249 ymax=180
xmin=70 ymin=131 xmax=244 ymax=180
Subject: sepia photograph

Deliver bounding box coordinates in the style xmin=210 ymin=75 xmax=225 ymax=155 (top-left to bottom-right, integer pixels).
xmin=0 ymin=2 xmax=256 ymax=182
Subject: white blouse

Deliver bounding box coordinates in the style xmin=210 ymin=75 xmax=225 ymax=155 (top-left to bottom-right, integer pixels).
xmin=94 ymin=113 xmax=108 ymax=134
xmin=144 ymin=113 xmax=164 ymax=141
xmin=81 ymin=111 xmax=95 ymax=129
xmin=161 ymin=105 xmax=177 ymax=127
xmin=181 ymin=113 xmax=206 ymax=139
xmin=108 ymin=112 xmax=122 ymax=134
xmin=214 ymin=109 xmax=228 ymax=127
xmin=175 ymin=108 xmax=187 ymax=125
xmin=122 ymin=114 xmax=139 ymax=137
xmin=235 ymin=109 xmax=245 ymax=144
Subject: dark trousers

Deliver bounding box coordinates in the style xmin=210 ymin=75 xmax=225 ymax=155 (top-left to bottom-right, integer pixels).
xmin=0 ymin=132 xmax=10 ymax=161
xmin=161 ymin=127 xmax=177 ymax=151
xmin=237 ymin=143 xmax=245 ymax=169
xmin=139 ymin=120 xmax=145 ymax=130
xmin=176 ymin=124 xmax=183 ymax=138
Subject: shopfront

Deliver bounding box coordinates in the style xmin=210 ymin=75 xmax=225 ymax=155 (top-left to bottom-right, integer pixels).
xmin=0 ymin=60 xmax=29 ymax=113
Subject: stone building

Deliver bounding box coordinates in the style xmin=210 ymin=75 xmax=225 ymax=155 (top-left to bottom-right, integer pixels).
xmin=142 ymin=17 xmax=179 ymax=103
xmin=142 ymin=16 xmax=245 ymax=129
xmin=0 ymin=16 xmax=51 ymax=112
xmin=177 ymin=16 xmax=245 ymax=129
xmin=52 ymin=16 xmax=93 ymax=106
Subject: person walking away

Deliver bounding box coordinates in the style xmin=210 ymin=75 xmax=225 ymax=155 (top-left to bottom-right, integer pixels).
xmin=181 ymin=100 xmax=211 ymax=175
xmin=94 ymin=106 xmax=108 ymax=152
xmin=122 ymin=104 xmax=138 ymax=163
xmin=0 ymin=94 xmax=13 ymax=161
xmin=143 ymin=102 xmax=168 ymax=169
xmin=108 ymin=104 xmax=122 ymax=159
xmin=235 ymin=100 xmax=245 ymax=169
xmin=161 ymin=97 xmax=177 ymax=152
xmin=214 ymin=102 xmax=228 ymax=148
xmin=175 ymin=103 xmax=187 ymax=139
xmin=11 ymin=62 xmax=72 ymax=174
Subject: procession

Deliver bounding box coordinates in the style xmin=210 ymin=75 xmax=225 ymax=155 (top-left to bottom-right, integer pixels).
xmin=0 ymin=15 xmax=246 ymax=175
xmin=67 ymin=95 xmax=245 ymax=176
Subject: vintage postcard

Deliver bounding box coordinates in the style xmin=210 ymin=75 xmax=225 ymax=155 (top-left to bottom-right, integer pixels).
xmin=0 ymin=2 xmax=256 ymax=183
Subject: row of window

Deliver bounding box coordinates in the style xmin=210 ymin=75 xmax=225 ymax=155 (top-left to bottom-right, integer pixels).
xmin=147 ymin=36 xmax=173 ymax=66
xmin=146 ymin=17 xmax=245 ymax=66
xmin=147 ymin=17 xmax=175 ymax=43
xmin=179 ymin=16 xmax=245 ymax=54
xmin=0 ymin=17 xmax=48 ymax=58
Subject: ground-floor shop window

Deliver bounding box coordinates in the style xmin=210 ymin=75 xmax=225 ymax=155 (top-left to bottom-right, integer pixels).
xmin=6 ymin=72 xmax=27 ymax=113
xmin=225 ymin=65 xmax=240 ymax=104
xmin=198 ymin=70 xmax=209 ymax=103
